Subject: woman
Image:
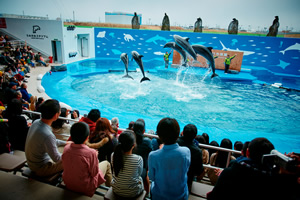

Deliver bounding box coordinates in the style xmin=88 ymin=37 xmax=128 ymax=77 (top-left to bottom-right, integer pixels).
xmin=132 ymin=119 xmax=152 ymax=194
xmin=88 ymin=117 xmax=117 ymax=162
xmin=3 ymin=98 xmax=29 ymax=151
xmin=51 ymin=108 xmax=71 ymax=141
xmin=111 ymin=131 xmax=144 ymax=198
xmin=207 ymin=138 xmax=236 ymax=185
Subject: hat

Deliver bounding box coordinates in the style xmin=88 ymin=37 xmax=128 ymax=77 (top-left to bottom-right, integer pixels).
xmin=8 ymin=82 xmax=18 ymax=88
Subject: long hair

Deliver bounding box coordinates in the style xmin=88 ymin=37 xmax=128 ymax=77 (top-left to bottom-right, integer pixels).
xmin=51 ymin=108 xmax=67 ymax=129
xmin=90 ymin=117 xmax=115 ymax=143
xmin=215 ymin=138 xmax=232 ymax=168
xmin=133 ymin=120 xmax=145 ymax=145
xmin=113 ymin=130 xmax=135 ymax=177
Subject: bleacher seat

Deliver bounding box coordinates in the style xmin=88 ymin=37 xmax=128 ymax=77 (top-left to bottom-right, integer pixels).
xmin=22 ymin=167 xmax=62 ymax=186
xmin=0 ymin=151 xmax=27 ymax=174
xmin=104 ymin=187 xmax=146 ymax=200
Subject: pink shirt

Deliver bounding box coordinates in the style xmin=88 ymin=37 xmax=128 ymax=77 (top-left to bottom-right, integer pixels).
xmin=62 ymin=143 xmax=105 ymax=197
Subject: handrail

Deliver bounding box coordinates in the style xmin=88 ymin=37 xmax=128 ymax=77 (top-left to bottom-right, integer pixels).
xmin=22 ymin=110 xmax=79 ymax=122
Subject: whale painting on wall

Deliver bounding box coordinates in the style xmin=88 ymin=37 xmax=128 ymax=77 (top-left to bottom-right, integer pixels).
xmin=95 ymin=27 xmax=300 ymax=75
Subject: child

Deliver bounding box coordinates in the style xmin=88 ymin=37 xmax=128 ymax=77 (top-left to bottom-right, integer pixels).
xmin=148 ymin=117 xmax=191 ymax=200
xmin=62 ymin=122 xmax=112 ymax=197
xmin=111 ymin=130 xmax=144 ymax=198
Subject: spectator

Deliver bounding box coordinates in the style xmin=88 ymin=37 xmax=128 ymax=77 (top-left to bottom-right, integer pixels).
xmin=29 ymin=95 xmax=37 ymax=111
xmin=202 ymin=132 xmax=210 ymax=145
xmin=3 ymin=98 xmax=29 ymax=151
xmin=35 ymin=52 xmax=48 ymax=66
xmin=208 ymin=140 xmax=219 ymax=158
xmin=111 ymin=117 xmax=123 ymax=135
xmin=208 ymin=138 xmax=236 ymax=185
xmin=127 ymin=121 xmax=135 ymax=131
xmin=51 ymin=108 xmax=71 ymax=141
xmin=148 ymin=117 xmax=191 ymax=200
xmin=14 ymin=48 xmax=22 ymax=60
xmin=25 ymin=99 xmax=66 ymax=177
xmin=111 ymin=130 xmax=144 ymax=198
xmin=132 ymin=119 xmax=152 ymax=194
xmin=88 ymin=117 xmax=117 ymax=162
xmin=4 ymin=81 xmax=18 ymax=104
xmin=195 ymin=135 xmax=209 ymax=181
xmin=62 ymin=122 xmax=112 ymax=197
xmin=207 ymin=138 xmax=298 ymax=200
xmin=235 ymin=141 xmax=250 ymax=163
xmin=19 ymin=83 xmax=33 ymax=102
xmin=79 ymin=109 xmax=100 ymax=134
xmin=177 ymin=124 xmax=204 ymax=191
xmin=35 ymin=97 xmax=44 ymax=111
xmin=233 ymin=141 xmax=243 ymax=158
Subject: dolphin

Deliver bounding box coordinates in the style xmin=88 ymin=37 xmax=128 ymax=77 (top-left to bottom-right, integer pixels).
xmin=131 ymin=51 xmax=150 ymax=83
xmin=163 ymin=42 xmax=188 ymax=66
xmin=173 ymin=35 xmax=197 ymax=60
xmin=120 ymin=53 xmax=133 ymax=80
xmin=192 ymin=45 xmax=219 ymax=78
xmin=279 ymin=43 xmax=300 ymax=55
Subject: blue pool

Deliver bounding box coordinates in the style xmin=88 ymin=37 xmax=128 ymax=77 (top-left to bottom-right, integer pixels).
xmin=42 ymin=58 xmax=300 ymax=153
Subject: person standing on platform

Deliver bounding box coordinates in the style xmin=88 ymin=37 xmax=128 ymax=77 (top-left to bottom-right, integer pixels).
xmin=164 ymin=51 xmax=172 ymax=69
xmin=224 ymin=54 xmax=236 ymax=73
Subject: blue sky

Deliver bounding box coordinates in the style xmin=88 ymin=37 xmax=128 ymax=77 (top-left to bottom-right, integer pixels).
xmin=1 ymin=0 xmax=300 ymax=31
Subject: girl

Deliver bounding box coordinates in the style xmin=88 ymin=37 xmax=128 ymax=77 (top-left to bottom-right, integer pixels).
xmin=111 ymin=131 xmax=144 ymax=198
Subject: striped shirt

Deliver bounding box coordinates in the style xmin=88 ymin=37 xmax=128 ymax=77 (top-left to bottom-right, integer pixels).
xmin=111 ymin=154 xmax=144 ymax=197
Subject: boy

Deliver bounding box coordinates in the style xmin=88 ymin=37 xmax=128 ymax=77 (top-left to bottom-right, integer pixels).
xmin=148 ymin=117 xmax=191 ymax=200
xmin=62 ymin=122 xmax=112 ymax=197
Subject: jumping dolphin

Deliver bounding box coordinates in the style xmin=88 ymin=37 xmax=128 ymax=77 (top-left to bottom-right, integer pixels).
xmin=192 ymin=45 xmax=219 ymax=78
xmin=131 ymin=51 xmax=150 ymax=83
xmin=120 ymin=53 xmax=133 ymax=80
xmin=163 ymin=42 xmax=188 ymax=66
xmin=173 ymin=35 xmax=197 ymax=60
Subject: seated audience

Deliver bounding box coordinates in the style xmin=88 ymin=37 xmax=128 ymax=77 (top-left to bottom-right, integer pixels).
xmin=88 ymin=117 xmax=117 ymax=162
xmin=35 ymin=52 xmax=48 ymax=66
xmin=208 ymin=138 xmax=236 ymax=185
xmin=62 ymin=122 xmax=112 ymax=197
xmin=25 ymin=99 xmax=66 ymax=177
xmin=111 ymin=130 xmax=144 ymax=198
xmin=79 ymin=109 xmax=100 ymax=134
xmin=132 ymin=119 xmax=152 ymax=194
xmin=19 ymin=83 xmax=33 ymax=102
xmin=51 ymin=108 xmax=71 ymax=141
xmin=208 ymin=140 xmax=219 ymax=158
xmin=148 ymin=117 xmax=191 ymax=200
xmin=177 ymin=124 xmax=204 ymax=191
xmin=195 ymin=135 xmax=210 ymax=181
xmin=233 ymin=141 xmax=243 ymax=158
xmin=111 ymin=117 xmax=123 ymax=135
xmin=207 ymin=138 xmax=299 ymax=200
xmin=3 ymin=98 xmax=29 ymax=151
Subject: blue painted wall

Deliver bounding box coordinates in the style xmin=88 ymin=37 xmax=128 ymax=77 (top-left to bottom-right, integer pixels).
xmin=94 ymin=28 xmax=300 ymax=75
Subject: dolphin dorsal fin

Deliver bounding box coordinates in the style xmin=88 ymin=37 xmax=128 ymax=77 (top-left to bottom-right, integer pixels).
xmin=139 ymin=55 xmax=144 ymax=58
xmin=207 ymin=47 xmax=213 ymax=53
xmin=185 ymin=38 xmax=190 ymax=42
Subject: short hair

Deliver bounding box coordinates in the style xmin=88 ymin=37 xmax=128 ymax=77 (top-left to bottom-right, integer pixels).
xmin=87 ymin=109 xmax=101 ymax=122
xmin=111 ymin=117 xmax=119 ymax=125
xmin=248 ymin=138 xmax=274 ymax=164
xmin=182 ymin=124 xmax=197 ymax=142
xmin=234 ymin=141 xmax=243 ymax=151
xmin=71 ymin=122 xmax=89 ymax=144
xmin=39 ymin=99 xmax=60 ymax=119
xmin=6 ymin=98 xmax=22 ymax=115
xmin=157 ymin=117 xmax=180 ymax=145
xmin=195 ymin=135 xmax=206 ymax=144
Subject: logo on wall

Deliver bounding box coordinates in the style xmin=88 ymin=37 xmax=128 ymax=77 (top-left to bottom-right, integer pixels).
xmin=26 ymin=25 xmax=48 ymax=40
xmin=33 ymin=25 xmax=40 ymax=33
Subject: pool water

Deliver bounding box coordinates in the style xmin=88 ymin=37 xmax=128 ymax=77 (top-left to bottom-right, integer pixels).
xmin=42 ymin=59 xmax=300 ymax=153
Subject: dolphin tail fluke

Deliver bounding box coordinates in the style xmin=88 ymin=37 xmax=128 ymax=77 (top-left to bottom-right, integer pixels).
xmin=140 ymin=77 xmax=150 ymax=83
xmin=211 ymin=73 xmax=219 ymax=79
xmin=122 ymin=74 xmax=134 ymax=80
xmin=279 ymin=50 xmax=284 ymax=55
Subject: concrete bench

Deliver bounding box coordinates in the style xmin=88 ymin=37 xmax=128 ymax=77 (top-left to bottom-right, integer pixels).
xmin=22 ymin=167 xmax=62 ymax=186
xmin=104 ymin=187 xmax=146 ymax=200
xmin=0 ymin=151 xmax=27 ymax=174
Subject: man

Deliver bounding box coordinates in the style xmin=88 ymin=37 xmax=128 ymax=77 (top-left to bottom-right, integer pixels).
xmin=164 ymin=51 xmax=172 ymax=69
xmin=207 ymin=137 xmax=297 ymax=200
xmin=177 ymin=124 xmax=204 ymax=191
xmin=79 ymin=109 xmax=101 ymax=134
xmin=19 ymin=83 xmax=32 ymax=102
xmin=224 ymin=54 xmax=236 ymax=73
xmin=25 ymin=99 xmax=66 ymax=177
xmin=148 ymin=117 xmax=190 ymax=200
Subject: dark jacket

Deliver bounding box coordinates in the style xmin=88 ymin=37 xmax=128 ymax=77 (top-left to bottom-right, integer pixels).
xmin=177 ymin=137 xmax=204 ymax=188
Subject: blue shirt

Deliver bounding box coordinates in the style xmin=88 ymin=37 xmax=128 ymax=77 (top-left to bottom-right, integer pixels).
xmin=148 ymin=143 xmax=191 ymax=200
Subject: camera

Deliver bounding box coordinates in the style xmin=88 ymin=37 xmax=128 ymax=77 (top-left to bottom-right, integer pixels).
xmin=262 ymin=150 xmax=298 ymax=172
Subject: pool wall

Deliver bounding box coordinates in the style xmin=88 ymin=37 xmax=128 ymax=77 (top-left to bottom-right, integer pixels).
xmin=94 ymin=28 xmax=300 ymax=88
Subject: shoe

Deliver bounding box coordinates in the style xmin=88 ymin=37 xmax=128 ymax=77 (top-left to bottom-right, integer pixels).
xmin=23 ymin=80 xmax=28 ymax=83
xmin=25 ymin=75 xmax=30 ymax=78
